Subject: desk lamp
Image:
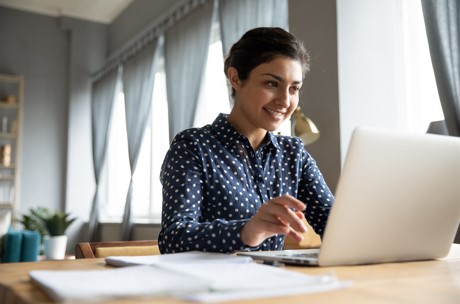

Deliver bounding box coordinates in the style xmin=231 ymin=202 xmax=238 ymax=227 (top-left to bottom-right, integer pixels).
xmin=291 ymin=106 xmax=320 ymax=145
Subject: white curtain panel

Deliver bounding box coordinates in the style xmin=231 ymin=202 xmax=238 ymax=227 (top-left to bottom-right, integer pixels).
xmin=120 ymin=40 xmax=159 ymax=241
xmin=88 ymin=67 xmax=121 ymax=242
xmin=218 ymin=0 xmax=289 ymax=56
xmin=165 ymin=0 xmax=215 ymax=141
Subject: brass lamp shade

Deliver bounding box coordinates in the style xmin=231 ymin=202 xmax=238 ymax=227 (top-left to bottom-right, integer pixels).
xmin=291 ymin=106 xmax=320 ymax=145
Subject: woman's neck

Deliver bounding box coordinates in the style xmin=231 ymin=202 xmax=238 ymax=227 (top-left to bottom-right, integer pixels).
xmin=228 ymin=111 xmax=267 ymax=150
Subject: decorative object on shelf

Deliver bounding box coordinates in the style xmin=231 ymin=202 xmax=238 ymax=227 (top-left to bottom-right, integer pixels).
xmin=1 ymin=95 xmax=16 ymax=104
xmin=18 ymin=207 xmax=76 ymax=260
xmin=1 ymin=144 xmax=11 ymax=166
xmin=291 ymin=106 xmax=320 ymax=145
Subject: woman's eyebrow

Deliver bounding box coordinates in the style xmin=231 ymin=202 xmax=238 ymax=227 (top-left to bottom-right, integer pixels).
xmin=261 ymin=73 xmax=302 ymax=85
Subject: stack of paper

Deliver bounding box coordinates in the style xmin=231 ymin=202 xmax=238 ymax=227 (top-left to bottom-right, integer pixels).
xmin=30 ymin=251 xmax=349 ymax=302
xmin=105 ymin=250 xmax=253 ymax=267
xmin=30 ymin=265 xmax=210 ymax=302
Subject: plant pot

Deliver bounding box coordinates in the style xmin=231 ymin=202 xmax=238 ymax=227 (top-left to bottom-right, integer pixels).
xmin=43 ymin=235 xmax=67 ymax=260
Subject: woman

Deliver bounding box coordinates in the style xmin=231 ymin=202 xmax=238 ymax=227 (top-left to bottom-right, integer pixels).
xmin=158 ymin=27 xmax=333 ymax=253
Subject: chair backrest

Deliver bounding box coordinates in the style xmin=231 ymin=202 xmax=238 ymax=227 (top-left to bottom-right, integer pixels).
xmin=283 ymin=218 xmax=321 ymax=250
xmin=75 ymin=240 xmax=159 ymax=259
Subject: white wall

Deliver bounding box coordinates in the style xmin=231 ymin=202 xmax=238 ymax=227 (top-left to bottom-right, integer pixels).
xmin=337 ymin=0 xmax=407 ymax=163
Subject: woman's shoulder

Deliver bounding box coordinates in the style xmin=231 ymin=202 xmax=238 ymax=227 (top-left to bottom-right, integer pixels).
xmin=273 ymin=134 xmax=306 ymax=150
xmin=171 ymin=125 xmax=214 ymax=146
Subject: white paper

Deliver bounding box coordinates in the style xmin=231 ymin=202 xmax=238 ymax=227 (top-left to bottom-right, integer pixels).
xmin=29 ymin=265 xmax=210 ymax=302
xmin=179 ymin=280 xmax=352 ymax=303
xmin=30 ymin=251 xmax=348 ymax=303
xmin=160 ymin=263 xmax=331 ymax=291
xmin=105 ymin=250 xmax=253 ymax=267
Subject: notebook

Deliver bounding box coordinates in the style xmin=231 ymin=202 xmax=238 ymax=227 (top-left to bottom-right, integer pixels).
xmin=237 ymin=127 xmax=460 ymax=266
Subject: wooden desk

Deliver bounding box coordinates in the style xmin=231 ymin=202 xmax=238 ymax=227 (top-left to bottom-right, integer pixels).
xmin=1 ymin=244 xmax=459 ymax=304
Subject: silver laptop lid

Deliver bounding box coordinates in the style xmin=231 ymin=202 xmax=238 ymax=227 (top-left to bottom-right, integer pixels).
xmin=318 ymin=127 xmax=460 ymax=266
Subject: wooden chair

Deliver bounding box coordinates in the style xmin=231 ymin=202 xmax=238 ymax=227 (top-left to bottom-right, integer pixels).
xmin=283 ymin=218 xmax=322 ymax=249
xmin=75 ymin=240 xmax=160 ymax=259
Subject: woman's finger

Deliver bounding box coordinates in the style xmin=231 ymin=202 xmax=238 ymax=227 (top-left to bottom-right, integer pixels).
xmin=269 ymin=194 xmax=306 ymax=211
xmin=263 ymin=202 xmax=307 ymax=233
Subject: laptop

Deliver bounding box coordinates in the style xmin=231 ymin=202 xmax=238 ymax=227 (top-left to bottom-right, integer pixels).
xmin=237 ymin=127 xmax=460 ymax=266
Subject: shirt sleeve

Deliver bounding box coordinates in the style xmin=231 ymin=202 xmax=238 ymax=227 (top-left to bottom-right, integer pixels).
xmin=297 ymin=148 xmax=334 ymax=238
xmin=158 ymin=133 xmax=260 ymax=254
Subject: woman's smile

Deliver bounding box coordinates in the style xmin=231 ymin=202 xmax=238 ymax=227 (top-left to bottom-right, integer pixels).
xmin=263 ymin=107 xmax=286 ymax=120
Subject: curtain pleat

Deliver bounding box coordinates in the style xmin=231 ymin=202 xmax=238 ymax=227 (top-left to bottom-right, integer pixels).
xmin=218 ymin=0 xmax=289 ymax=57
xmin=120 ymin=40 xmax=159 ymax=241
xmin=421 ymin=0 xmax=460 ymax=136
xmin=165 ymin=0 xmax=215 ymax=141
xmin=88 ymin=67 xmax=121 ymax=242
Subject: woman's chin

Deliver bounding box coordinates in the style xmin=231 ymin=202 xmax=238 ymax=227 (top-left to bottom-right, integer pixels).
xmin=265 ymin=124 xmax=283 ymax=133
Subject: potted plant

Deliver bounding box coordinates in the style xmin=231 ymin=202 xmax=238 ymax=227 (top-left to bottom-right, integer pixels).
xmin=15 ymin=207 xmax=48 ymax=254
xmin=29 ymin=207 xmax=76 ymax=260
xmin=15 ymin=207 xmax=48 ymax=238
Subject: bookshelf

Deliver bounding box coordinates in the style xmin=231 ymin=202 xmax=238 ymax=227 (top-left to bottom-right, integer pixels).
xmin=0 ymin=73 xmax=23 ymax=222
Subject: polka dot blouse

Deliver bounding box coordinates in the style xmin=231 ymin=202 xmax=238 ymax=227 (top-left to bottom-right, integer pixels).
xmin=158 ymin=114 xmax=334 ymax=254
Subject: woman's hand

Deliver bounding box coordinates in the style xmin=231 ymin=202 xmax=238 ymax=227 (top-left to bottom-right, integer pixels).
xmin=240 ymin=195 xmax=308 ymax=247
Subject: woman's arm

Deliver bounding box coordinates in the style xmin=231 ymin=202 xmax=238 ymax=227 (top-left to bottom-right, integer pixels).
xmin=297 ymin=149 xmax=334 ymax=238
xmin=158 ymin=133 xmax=258 ymax=253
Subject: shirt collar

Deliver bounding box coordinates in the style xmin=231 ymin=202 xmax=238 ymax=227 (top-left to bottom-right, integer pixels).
xmin=266 ymin=132 xmax=282 ymax=151
xmin=211 ymin=113 xmax=281 ymax=151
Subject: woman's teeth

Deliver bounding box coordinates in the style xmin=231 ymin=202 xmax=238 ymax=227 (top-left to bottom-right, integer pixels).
xmin=265 ymin=108 xmax=284 ymax=117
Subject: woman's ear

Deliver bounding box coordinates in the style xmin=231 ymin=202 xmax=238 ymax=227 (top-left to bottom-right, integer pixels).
xmin=227 ymin=67 xmax=240 ymax=89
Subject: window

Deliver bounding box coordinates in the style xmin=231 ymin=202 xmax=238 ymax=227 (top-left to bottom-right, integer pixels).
xmin=194 ymin=23 xmax=231 ymax=127
xmin=102 ymin=91 xmax=130 ymax=221
xmin=131 ymin=69 xmax=169 ymax=222
xmin=103 ymin=24 xmax=231 ymax=223
xmin=402 ymin=0 xmax=444 ymax=132
xmin=102 ymin=69 xmax=169 ymax=223
xmin=337 ymin=0 xmax=445 ymax=162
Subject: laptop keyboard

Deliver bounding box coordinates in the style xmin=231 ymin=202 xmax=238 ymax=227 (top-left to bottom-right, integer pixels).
xmin=277 ymin=252 xmax=319 ymax=258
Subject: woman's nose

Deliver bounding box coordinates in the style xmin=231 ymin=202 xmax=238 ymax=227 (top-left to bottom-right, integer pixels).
xmin=275 ymin=88 xmax=290 ymax=107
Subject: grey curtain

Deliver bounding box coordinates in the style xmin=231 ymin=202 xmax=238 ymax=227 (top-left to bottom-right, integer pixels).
xmin=218 ymin=0 xmax=289 ymax=56
xmin=120 ymin=40 xmax=159 ymax=241
xmin=88 ymin=67 xmax=121 ymax=242
xmin=165 ymin=0 xmax=214 ymax=141
xmin=421 ymin=0 xmax=460 ymax=136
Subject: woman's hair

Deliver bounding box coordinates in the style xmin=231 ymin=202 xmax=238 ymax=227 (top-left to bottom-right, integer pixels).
xmin=224 ymin=27 xmax=310 ymax=97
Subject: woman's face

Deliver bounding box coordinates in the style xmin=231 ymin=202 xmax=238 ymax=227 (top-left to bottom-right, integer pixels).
xmin=230 ymin=57 xmax=303 ymax=135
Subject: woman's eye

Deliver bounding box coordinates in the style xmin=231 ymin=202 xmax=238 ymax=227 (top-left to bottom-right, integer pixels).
xmin=290 ymin=86 xmax=300 ymax=93
xmin=266 ymin=81 xmax=278 ymax=87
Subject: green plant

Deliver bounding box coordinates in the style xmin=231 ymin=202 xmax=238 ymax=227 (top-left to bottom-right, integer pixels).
xmin=31 ymin=208 xmax=76 ymax=236
xmin=22 ymin=207 xmax=76 ymax=236
xmin=15 ymin=207 xmax=48 ymax=238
